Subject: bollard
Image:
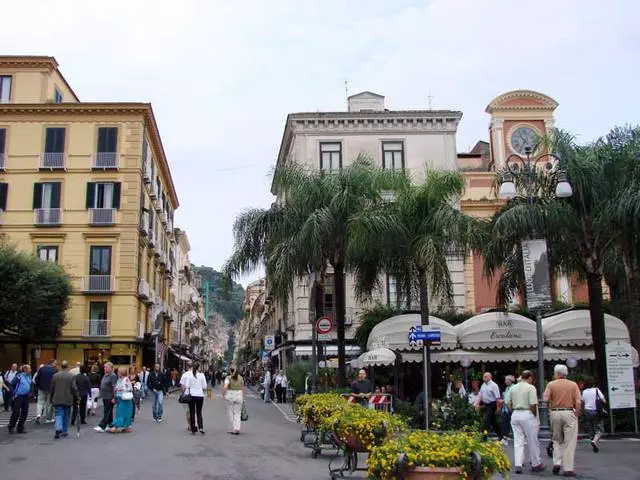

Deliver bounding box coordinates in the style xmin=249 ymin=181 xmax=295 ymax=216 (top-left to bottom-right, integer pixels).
xmin=207 ymin=386 xmax=212 ymax=398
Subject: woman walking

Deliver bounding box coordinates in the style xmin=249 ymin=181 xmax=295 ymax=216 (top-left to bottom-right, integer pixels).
xmin=128 ymin=366 xmax=141 ymax=422
xmin=180 ymin=362 xmax=207 ymax=435
xmin=108 ymin=367 xmax=133 ymax=433
xmin=223 ymin=366 xmax=244 ymax=435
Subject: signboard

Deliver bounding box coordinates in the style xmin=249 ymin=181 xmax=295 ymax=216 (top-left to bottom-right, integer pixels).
xmin=606 ymin=341 xmax=636 ymax=409
xmin=264 ymin=335 xmax=275 ymax=351
xmin=521 ymin=239 xmax=552 ymax=311
xmin=317 ymin=315 xmax=335 ymax=341
xmin=408 ymin=325 xmax=441 ymax=347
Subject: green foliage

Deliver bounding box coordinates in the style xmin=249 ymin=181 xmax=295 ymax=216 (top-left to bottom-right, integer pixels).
xmin=286 ymin=360 xmax=312 ymax=394
xmin=193 ymin=266 xmax=245 ymax=324
xmin=0 ymin=243 xmax=72 ymax=340
xmin=431 ymin=395 xmax=482 ymax=432
xmin=354 ymin=303 xmax=400 ymax=351
xmin=393 ymin=399 xmax=422 ymax=429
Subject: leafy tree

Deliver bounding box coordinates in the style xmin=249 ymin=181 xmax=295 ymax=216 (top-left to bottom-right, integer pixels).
xmin=193 ymin=266 xmax=245 ymax=324
xmin=354 ymin=303 xmax=401 ymax=352
xmin=0 ymin=243 xmax=72 ymax=361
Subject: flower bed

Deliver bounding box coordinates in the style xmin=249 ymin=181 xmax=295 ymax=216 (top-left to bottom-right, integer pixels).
xmin=295 ymin=393 xmax=351 ymax=428
xmin=367 ymin=430 xmax=511 ymax=480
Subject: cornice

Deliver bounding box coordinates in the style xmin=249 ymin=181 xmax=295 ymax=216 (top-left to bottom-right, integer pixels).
xmin=485 ymin=90 xmax=559 ymax=113
xmin=0 ymin=56 xmax=58 ymax=71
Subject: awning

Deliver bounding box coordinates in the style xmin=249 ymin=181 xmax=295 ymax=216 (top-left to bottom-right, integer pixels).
xmin=294 ymin=345 xmax=361 ymax=357
xmin=401 ymin=346 xmax=598 ymax=364
xmin=171 ymin=352 xmax=193 ymax=363
xmin=366 ymin=313 xmax=457 ymax=351
xmin=543 ymin=310 xmax=630 ymax=347
xmin=355 ymin=348 xmax=396 ymax=368
xmin=456 ymin=312 xmax=538 ymax=349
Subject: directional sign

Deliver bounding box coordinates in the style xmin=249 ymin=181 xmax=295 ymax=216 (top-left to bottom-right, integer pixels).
xmin=606 ymin=341 xmax=636 ymax=409
xmin=408 ymin=325 xmax=441 ymax=346
xmin=317 ymin=315 xmax=335 ymax=341
xmin=264 ymin=335 xmax=275 ymax=351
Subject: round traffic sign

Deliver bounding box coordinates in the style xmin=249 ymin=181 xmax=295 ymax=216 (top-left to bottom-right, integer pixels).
xmin=316 ymin=316 xmax=333 ymax=334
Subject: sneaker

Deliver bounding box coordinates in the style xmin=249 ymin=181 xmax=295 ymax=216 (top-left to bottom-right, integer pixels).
xmin=152 ymin=418 xmax=157 ymax=422
xmin=531 ymin=464 xmax=546 ymax=472
xmin=515 ymin=467 xmax=523 ymax=474
xmin=157 ymin=418 xmax=163 ymax=422
xmin=93 ymin=426 xmax=105 ymax=433
xmin=591 ymin=441 xmax=599 ymax=453
xmin=54 ymin=431 xmax=60 ymax=439
xmin=552 ymin=465 xmax=561 ymax=475
xmin=60 ymin=432 xmax=68 ymax=437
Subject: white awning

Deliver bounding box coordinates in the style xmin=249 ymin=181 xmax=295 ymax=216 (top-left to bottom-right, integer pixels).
xmin=543 ymin=310 xmax=630 ymax=347
xmin=366 ymin=313 xmax=457 ymax=351
xmin=456 ymin=312 xmax=538 ymax=349
xmin=355 ymin=348 xmax=397 ymax=368
xmin=401 ymin=346 xmax=597 ymax=364
xmin=294 ymin=345 xmax=361 ymax=357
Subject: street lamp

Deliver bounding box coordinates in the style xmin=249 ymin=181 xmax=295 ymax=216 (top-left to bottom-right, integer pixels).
xmin=460 ymin=356 xmax=472 ymax=393
xmin=498 ymin=145 xmax=573 ymax=429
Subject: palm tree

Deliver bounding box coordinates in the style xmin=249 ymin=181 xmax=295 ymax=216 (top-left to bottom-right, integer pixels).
xmin=223 ymin=157 xmax=403 ymax=386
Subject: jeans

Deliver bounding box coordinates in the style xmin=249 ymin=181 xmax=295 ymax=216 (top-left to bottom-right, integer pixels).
xmin=482 ymin=402 xmax=503 ymax=439
xmin=263 ymin=385 xmax=271 ymax=403
xmin=189 ymin=396 xmax=204 ymax=432
xmin=140 ymin=383 xmax=148 ymax=399
xmin=37 ymin=389 xmax=53 ymax=420
xmin=152 ymin=390 xmax=164 ymax=420
xmin=584 ymin=410 xmax=603 ymax=444
xmin=54 ymin=405 xmax=71 ymax=434
xmin=2 ymin=389 xmax=11 ymax=411
xmin=8 ymin=394 xmax=29 ymax=431
xmin=98 ymin=399 xmax=114 ymax=429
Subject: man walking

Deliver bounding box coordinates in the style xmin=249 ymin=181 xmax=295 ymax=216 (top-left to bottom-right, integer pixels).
xmin=3 ymin=363 xmax=18 ymax=411
xmin=94 ymin=362 xmax=117 ymax=432
xmin=50 ymin=360 xmax=79 ymax=439
xmin=544 ymin=364 xmax=581 ymax=477
xmin=147 ymin=363 xmax=167 ymax=422
xmin=262 ymin=368 xmax=272 ymax=403
xmin=71 ymin=365 xmax=91 ymax=426
xmin=477 ymin=372 xmax=503 ymax=442
xmin=139 ymin=366 xmax=149 ymax=400
xmin=34 ymin=359 xmax=57 ymax=424
xmin=7 ymin=365 xmax=32 ymax=434
xmin=507 ymin=371 xmax=545 ymax=474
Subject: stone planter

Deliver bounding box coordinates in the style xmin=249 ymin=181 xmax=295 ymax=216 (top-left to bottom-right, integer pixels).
xmin=404 ymin=466 xmax=463 ymax=480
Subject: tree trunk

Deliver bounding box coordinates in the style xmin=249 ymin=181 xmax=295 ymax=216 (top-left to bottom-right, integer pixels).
xmin=627 ymin=274 xmax=640 ymax=353
xmin=587 ymin=273 xmax=608 ymax=395
xmin=418 ymin=270 xmax=432 ymax=429
xmin=334 ymin=264 xmax=347 ymax=388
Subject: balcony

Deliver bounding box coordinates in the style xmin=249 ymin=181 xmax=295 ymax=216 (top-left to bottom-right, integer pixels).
xmin=153 ymin=198 xmax=162 ymax=212
xmin=148 ymin=230 xmax=156 ymax=249
xmin=34 ymin=208 xmax=62 ymax=226
xmin=137 ymin=278 xmax=150 ymax=300
xmin=149 ymin=185 xmax=157 ymax=200
xmin=165 ymin=217 xmax=173 ymax=234
xmin=142 ymin=162 xmax=152 ymax=184
xmin=139 ymin=214 xmax=149 ymax=236
xmin=0 ymin=152 xmax=5 ymax=169
xmin=81 ymin=275 xmax=115 ymax=293
xmin=89 ymin=208 xmax=115 ymax=226
xmin=160 ymin=211 xmax=168 ymax=225
xmin=93 ymin=152 xmax=118 ymax=169
xmin=83 ymin=319 xmax=111 ymax=337
xmin=40 ymin=152 xmax=66 ymax=169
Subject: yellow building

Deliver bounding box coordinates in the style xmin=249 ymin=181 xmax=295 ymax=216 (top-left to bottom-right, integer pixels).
xmin=0 ymin=56 xmax=179 ymax=369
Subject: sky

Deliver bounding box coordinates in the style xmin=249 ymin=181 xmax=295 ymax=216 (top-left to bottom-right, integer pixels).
xmin=1 ymin=0 xmax=639 ymax=286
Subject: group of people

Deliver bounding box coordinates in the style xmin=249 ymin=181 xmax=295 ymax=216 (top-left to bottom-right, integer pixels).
xmin=260 ymin=368 xmax=288 ymax=403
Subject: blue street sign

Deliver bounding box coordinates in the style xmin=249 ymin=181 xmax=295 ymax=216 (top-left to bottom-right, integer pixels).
xmin=408 ymin=327 xmax=441 ymax=344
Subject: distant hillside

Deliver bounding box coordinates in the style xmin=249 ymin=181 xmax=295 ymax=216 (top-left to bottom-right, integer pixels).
xmin=193 ymin=266 xmax=245 ymax=324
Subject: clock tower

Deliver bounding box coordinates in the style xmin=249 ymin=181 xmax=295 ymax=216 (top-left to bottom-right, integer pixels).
xmin=485 ymin=90 xmax=559 ymax=170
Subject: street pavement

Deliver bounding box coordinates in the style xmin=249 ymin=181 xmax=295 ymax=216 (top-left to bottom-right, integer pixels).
xmin=1 ymin=389 xmax=639 ymax=480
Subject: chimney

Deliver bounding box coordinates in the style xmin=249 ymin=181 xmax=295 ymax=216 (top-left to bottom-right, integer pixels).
xmin=347 ymin=91 xmax=385 ymax=112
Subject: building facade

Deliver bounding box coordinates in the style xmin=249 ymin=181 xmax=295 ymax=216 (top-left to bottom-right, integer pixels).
xmin=0 ymin=56 xmax=182 ymax=369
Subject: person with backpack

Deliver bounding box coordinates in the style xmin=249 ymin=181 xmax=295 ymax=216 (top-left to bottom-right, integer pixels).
xmin=582 ymin=378 xmax=607 ymax=453
xmin=7 ymin=364 xmax=33 ymax=434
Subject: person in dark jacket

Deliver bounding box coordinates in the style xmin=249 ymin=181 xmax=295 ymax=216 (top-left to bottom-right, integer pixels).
xmin=147 ymin=363 xmax=167 ymax=422
xmin=71 ymin=365 xmax=91 ymax=426
xmin=34 ymin=359 xmax=57 ymax=424
xmin=50 ymin=360 xmax=79 ymax=439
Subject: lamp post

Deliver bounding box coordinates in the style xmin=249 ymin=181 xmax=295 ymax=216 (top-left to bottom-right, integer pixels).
xmin=460 ymin=356 xmax=472 ymax=393
xmin=498 ymin=145 xmax=572 ymax=428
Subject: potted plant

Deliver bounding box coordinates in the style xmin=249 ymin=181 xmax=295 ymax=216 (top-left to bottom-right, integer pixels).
xmin=469 ymin=371 xmax=483 ymax=391
xmin=295 ymin=393 xmax=351 ymax=429
xmin=367 ymin=430 xmax=511 ymax=479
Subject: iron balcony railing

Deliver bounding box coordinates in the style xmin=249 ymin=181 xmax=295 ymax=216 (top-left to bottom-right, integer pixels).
xmin=83 ymin=319 xmax=111 ymax=337
xmin=93 ymin=152 xmax=118 ymax=169
xmin=81 ymin=275 xmax=115 ymax=293
xmin=34 ymin=208 xmax=62 ymax=225
xmin=40 ymin=152 xmax=66 ymax=169
xmin=89 ymin=208 xmax=115 ymax=225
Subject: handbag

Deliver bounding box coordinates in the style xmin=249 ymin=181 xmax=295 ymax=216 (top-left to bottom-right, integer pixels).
xmin=121 ymin=391 xmax=133 ymax=401
xmin=241 ymin=401 xmax=248 ymax=421
xmin=595 ymin=389 xmax=607 ymax=416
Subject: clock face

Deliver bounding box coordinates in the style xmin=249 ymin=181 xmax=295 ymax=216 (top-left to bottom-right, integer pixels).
xmin=510 ymin=126 xmax=538 ymax=154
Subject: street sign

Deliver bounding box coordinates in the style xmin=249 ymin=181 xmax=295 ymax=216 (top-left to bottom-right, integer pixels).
xmin=317 ymin=315 xmax=335 ymax=341
xmin=264 ymin=335 xmax=275 ymax=351
xmin=408 ymin=325 xmax=441 ymax=346
xmin=606 ymin=341 xmax=636 ymax=409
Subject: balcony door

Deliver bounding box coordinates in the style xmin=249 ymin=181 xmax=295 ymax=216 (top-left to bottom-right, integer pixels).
xmin=89 ymin=301 xmax=108 ymax=336
xmin=33 ymin=182 xmax=61 ymax=224
xmin=43 ymin=127 xmax=66 ymax=168
xmin=89 ymin=246 xmax=112 ymax=291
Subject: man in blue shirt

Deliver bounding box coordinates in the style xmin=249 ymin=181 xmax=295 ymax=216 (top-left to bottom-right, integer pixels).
xmin=8 ymin=364 xmax=32 ymax=434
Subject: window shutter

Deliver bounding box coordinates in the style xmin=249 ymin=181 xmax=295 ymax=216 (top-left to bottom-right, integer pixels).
xmin=0 ymin=183 xmax=7 ymax=210
xmin=33 ymin=183 xmax=43 ymax=209
xmin=149 ymin=208 xmax=154 ymax=225
xmin=97 ymin=128 xmax=106 ymax=152
xmin=51 ymin=182 xmax=61 ymax=208
xmin=86 ymin=182 xmax=95 ymax=209
xmin=45 ymin=128 xmax=65 ymax=153
xmin=142 ymin=136 xmax=148 ymax=162
xmin=108 ymin=128 xmax=118 ymax=153
xmin=113 ymin=182 xmax=121 ymax=209
xmin=0 ymin=128 xmax=6 ymax=153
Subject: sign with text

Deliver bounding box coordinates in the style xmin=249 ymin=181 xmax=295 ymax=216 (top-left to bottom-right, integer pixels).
xmin=264 ymin=335 xmax=275 ymax=351
xmin=408 ymin=325 xmax=441 ymax=347
xmin=606 ymin=341 xmax=636 ymax=409
xmin=521 ymin=239 xmax=552 ymax=311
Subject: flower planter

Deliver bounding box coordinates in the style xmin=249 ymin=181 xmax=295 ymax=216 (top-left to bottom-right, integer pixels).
xmin=335 ymin=432 xmax=370 ymax=452
xmin=404 ymin=466 xmax=463 ymax=480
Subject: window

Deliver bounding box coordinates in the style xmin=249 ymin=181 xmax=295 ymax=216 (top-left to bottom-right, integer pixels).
xmin=0 ymin=183 xmax=7 ymax=211
xmin=382 ymin=141 xmax=404 ymax=170
xmin=88 ymin=301 xmax=109 ymax=336
xmin=387 ymin=274 xmax=409 ymax=309
xmin=89 ymin=246 xmax=112 ymax=275
xmin=90 ymin=301 xmax=108 ymax=320
xmin=44 ymin=127 xmax=65 ymax=154
xmin=33 ymin=182 xmax=61 ymax=209
xmin=142 ymin=136 xmax=148 ymax=165
xmin=53 ymin=88 xmax=63 ymax=103
xmin=0 ymin=76 xmax=11 ymax=103
xmin=156 ymin=177 xmax=161 ymax=200
xmin=97 ymin=127 xmax=117 ymax=153
xmin=320 ymin=142 xmax=342 ymax=171
xmin=0 ymin=128 xmax=6 ymax=168
xmin=85 ymin=182 xmax=121 ymax=209
xmin=37 ymin=246 xmax=58 ymax=263
xmin=323 ymin=274 xmax=334 ymax=317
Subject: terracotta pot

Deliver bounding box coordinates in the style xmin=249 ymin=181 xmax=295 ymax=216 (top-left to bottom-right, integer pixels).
xmin=338 ymin=432 xmax=370 ymax=452
xmin=404 ymin=466 xmax=463 ymax=480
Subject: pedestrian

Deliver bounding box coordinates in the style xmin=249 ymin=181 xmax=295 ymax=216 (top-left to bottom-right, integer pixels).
xmin=544 ymin=364 xmax=581 ymax=477
xmin=507 ymin=370 xmax=545 ymax=474
xmin=223 ymin=366 xmax=244 ymax=435
xmin=582 ymin=378 xmax=606 ymax=453
xmin=71 ymin=365 xmax=91 ymax=427
xmin=107 ymin=367 xmax=134 ymax=433
xmin=147 ymin=363 xmax=167 ymax=422
xmin=3 ymin=364 xmax=18 ymax=411
xmin=500 ymin=375 xmax=516 ymax=441
xmin=34 ymin=359 xmax=57 ymax=424
xmin=94 ymin=362 xmax=117 ymax=433
xmin=87 ymin=364 xmax=101 ymax=416
xmin=274 ymin=370 xmax=287 ymax=403
xmin=139 ymin=366 xmax=149 ymax=400
xmin=128 ymin=366 xmax=141 ymax=422
xmin=7 ymin=364 xmax=32 ymax=434
xmin=180 ymin=362 xmax=207 ymax=435
xmin=477 ymin=372 xmax=504 ymax=442
xmin=262 ymin=368 xmax=271 ymax=403
xmin=0 ymin=372 xmax=6 ymax=409
xmin=69 ymin=361 xmax=81 ymax=376
xmin=50 ymin=360 xmax=79 ymax=439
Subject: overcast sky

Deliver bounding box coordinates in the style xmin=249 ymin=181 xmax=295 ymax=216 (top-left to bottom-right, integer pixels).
xmin=2 ymin=0 xmax=638 ymax=286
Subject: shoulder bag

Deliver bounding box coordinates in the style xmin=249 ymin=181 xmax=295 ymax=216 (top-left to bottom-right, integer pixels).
xmin=179 ymin=376 xmax=192 ymax=404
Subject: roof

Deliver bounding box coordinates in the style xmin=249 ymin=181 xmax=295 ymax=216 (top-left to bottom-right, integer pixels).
xmin=0 ymin=102 xmax=179 ymax=208
xmin=485 ymin=89 xmax=559 ymax=113
xmin=348 ymin=91 xmax=384 ymax=99
xmin=0 ymin=55 xmax=80 ymax=102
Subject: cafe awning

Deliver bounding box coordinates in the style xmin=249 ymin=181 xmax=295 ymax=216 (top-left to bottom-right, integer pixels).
xmin=456 ymin=312 xmax=538 ymax=349
xmin=294 ymin=345 xmax=361 ymax=357
xmin=401 ymin=346 xmax=597 ymax=364
xmin=366 ymin=313 xmax=457 ymax=351
xmin=543 ymin=310 xmax=630 ymax=347
xmin=355 ymin=348 xmax=397 ymax=368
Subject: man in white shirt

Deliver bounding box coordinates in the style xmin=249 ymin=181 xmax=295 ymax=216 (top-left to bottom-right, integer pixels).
xmin=582 ymin=381 xmax=606 ymax=453
xmin=478 ymin=372 xmax=503 ymax=441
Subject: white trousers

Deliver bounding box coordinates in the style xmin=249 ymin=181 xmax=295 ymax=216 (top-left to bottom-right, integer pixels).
xmin=225 ymin=390 xmax=243 ymax=432
xmin=511 ymin=410 xmax=541 ymax=468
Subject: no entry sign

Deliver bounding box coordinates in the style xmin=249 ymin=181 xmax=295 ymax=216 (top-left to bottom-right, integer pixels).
xmin=316 ymin=316 xmax=333 ymax=335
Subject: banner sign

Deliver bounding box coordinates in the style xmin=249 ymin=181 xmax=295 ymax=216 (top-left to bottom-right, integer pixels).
xmin=521 ymin=239 xmax=553 ymax=311
xmin=606 ymin=341 xmax=636 ymax=409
